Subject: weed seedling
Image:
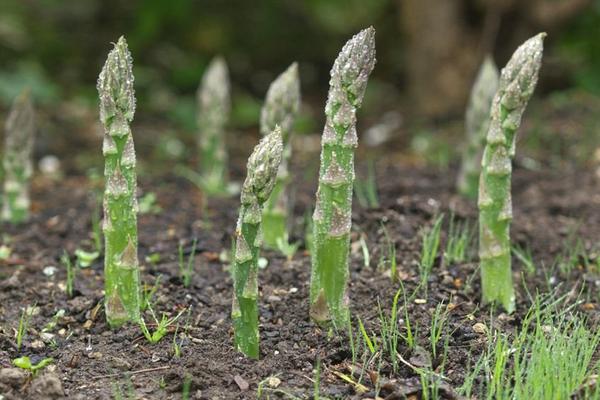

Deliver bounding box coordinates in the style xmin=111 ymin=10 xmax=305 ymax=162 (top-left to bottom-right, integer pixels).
xmin=429 ymin=301 xmax=449 ymax=359
xmin=138 ymin=192 xmax=162 ymax=214
xmin=12 ymin=356 xmax=53 ymax=376
xmin=275 ymin=233 xmax=300 ymax=261
xmin=141 ymin=275 xmax=161 ymax=312
xmin=16 ymin=304 xmax=35 ymax=350
xmin=178 ymin=238 xmax=198 ymax=287
xmin=512 ymin=243 xmax=535 ymax=276
xmin=139 ymin=306 xmax=186 ymax=344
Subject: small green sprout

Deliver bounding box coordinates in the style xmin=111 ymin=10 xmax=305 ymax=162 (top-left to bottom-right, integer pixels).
xmin=140 ymin=275 xmax=161 ymax=312
xmin=138 ymin=192 xmax=161 ymax=214
xmin=178 ymin=238 xmax=198 ymax=288
xmin=43 ymin=309 xmax=65 ymax=333
xmin=16 ymin=304 xmax=35 ymax=351
xmin=182 ymin=374 xmax=192 ymax=400
xmin=419 ymin=215 xmax=444 ymax=292
xmin=429 ymin=302 xmax=449 ymax=359
xmin=512 ymin=244 xmax=535 ymax=276
xmin=75 ymin=248 xmax=99 ymax=268
xmin=357 ymin=317 xmax=377 ymax=355
xmin=12 ymin=356 xmax=53 ymax=376
xmin=145 ymin=252 xmax=161 ymax=265
xmin=275 ymin=233 xmax=300 ymax=261
xmin=139 ymin=307 xmax=186 ymax=344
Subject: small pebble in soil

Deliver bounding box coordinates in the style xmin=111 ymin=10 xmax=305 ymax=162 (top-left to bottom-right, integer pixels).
xmin=43 ymin=265 xmax=58 ymax=276
xmin=234 ymin=375 xmax=249 ymax=391
xmin=472 ymin=322 xmax=487 ymax=334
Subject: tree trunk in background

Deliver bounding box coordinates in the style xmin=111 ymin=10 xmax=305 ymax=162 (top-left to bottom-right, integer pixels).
xmin=399 ymin=0 xmax=480 ymax=119
xmin=398 ymin=0 xmax=592 ymax=119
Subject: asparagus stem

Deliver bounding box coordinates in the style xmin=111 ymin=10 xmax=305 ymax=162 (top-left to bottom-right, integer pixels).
xmin=232 ymin=127 xmax=283 ymax=358
xmin=1 ymin=90 xmax=35 ymax=224
xmin=457 ymin=56 xmax=499 ymax=199
xmin=259 ymin=62 xmax=301 ymax=247
xmin=310 ymin=27 xmax=376 ymax=327
xmin=479 ymin=33 xmax=545 ymax=313
xmin=197 ymin=56 xmax=230 ymax=195
xmin=97 ymin=36 xmax=141 ymax=327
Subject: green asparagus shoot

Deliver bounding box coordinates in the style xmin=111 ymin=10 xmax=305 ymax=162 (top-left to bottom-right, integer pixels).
xmin=12 ymin=356 xmax=53 ymax=377
xmin=1 ymin=89 xmax=35 ymax=223
xmin=260 ymin=62 xmax=301 ymax=248
xmin=97 ymin=36 xmax=141 ymax=327
xmin=197 ymin=56 xmax=231 ymax=195
xmin=478 ymin=33 xmax=545 ymax=312
xmin=178 ymin=238 xmax=198 ymax=287
xmin=309 ymin=27 xmax=376 ymax=327
xmin=61 ymin=250 xmax=75 ymax=298
xmin=232 ymin=127 xmax=283 ymax=359
xmin=457 ymin=56 xmax=499 ymax=198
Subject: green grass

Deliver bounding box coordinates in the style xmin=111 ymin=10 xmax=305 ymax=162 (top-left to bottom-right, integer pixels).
xmin=512 ymin=244 xmax=536 ymax=276
xmin=461 ymin=294 xmax=600 ymax=399
xmin=16 ymin=304 xmax=35 ymax=350
xmin=139 ymin=306 xmax=186 ymax=344
xmin=178 ymin=238 xmax=198 ymax=287
xmin=419 ymin=214 xmax=444 ymax=293
xmin=378 ymin=222 xmax=397 ymax=282
xmin=444 ymin=215 xmax=472 ymax=265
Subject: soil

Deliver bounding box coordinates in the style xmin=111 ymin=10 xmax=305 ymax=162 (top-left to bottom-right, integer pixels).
xmin=1 ymin=142 xmax=600 ymax=399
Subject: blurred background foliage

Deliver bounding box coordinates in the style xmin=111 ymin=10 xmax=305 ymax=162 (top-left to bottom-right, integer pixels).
xmin=0 ymin=0 xmax=599 ymax=173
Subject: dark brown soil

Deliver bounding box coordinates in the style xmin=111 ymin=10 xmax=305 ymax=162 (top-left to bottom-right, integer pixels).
xmin=1 ymin=152 xmax=599 ymax=399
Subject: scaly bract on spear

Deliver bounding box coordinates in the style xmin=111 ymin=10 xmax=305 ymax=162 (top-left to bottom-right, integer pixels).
xmin=309 ymin=27 xmax=376 ymax=327
xmin=197 ymin=56 xmax=231 ymax=195
xmin=1 ymin=90 xmax=35 ymax=224
xmin=259 ymin=62 xmax=301 ymax=248
xmin=478 ymin=33 xmax=545 ymax=313
xmin=457 ymin=56 xmax=499 ymax=199
xmin=97 ymin=36 xmax=141 ymax=327
xmin=232 ymin=127 xmax=283 ymax=358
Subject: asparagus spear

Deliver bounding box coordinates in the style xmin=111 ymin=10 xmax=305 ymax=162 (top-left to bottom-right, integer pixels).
xmin=310 ymin=27 xmax=376 ymax=327
xmin=260 ymin=62 xmax=301 ymax=248
xmin=1 ymin=90 xmax=35 ymax=223
xmin=232 ymin=127 xmax=283 ymax=358
xmin=97 ymin=36 xmax=141 ymax=327
xmin=479 ymin=33 xmax=545 ymax=312
xmin=457 ymin=56 xmax=499 ymax=199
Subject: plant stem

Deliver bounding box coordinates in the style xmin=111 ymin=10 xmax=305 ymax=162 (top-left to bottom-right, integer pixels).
xmin=1 ymin=90 xmax=35 ymax=223
xmin=479 ymin=33 xmax=545 ymax=312
xmin=232 ymin=128 xmax=283 ymax=358
xmin=197 ymin=56 xmax=230 ymax=195
xmin=457 ymin=56 xmax=498 ymax=199
xmin=310 ymin=27 xmax=376 ymax=327
xmin=97 ymin=36 xmax=141 ymax=327
xmin=260 ymin=63 xmax=301 ymax=247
